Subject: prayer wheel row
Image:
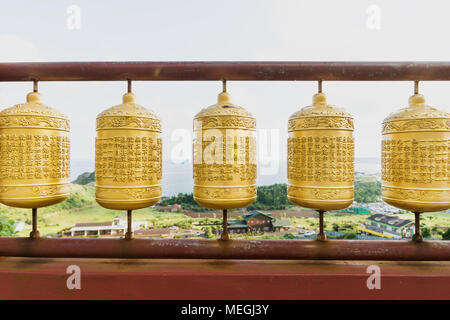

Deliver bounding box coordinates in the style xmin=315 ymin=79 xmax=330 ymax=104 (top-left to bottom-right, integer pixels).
xmin=0 ymin=86 xmax=448 ymax=216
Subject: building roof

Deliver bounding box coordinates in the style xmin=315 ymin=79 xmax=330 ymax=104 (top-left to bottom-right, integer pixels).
xmin=71 ymin=219 xmax=148 ymax=232
xmin=228 ymin=224 xmax=248 ymax=229
xmin=74 ymin=222 xmax=112 ymax=228
xmin=229 ymin=211 xmax=283 ymax=228
xmin=134 ymin=228 xmax=171 ymax=236
xmin=367 ymin=214 xmax=413 ymax=228
xmin=242 ymin=211 xmax=274 ymax=221
xmin=227 ymin=217 xmax=249 ymax=228
xmin=228 ymin=219 xmax=246 ymax=224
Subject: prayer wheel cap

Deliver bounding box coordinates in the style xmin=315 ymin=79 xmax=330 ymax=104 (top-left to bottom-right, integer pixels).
xmin=381 ymin=93 xmax=450 ymax=212
xmin=122 ymin=92 xmax=136 ymax=104
xmin=312 ymin=92 xmax=327 ymax=104
xmin=194 ymin=92 xmax=254 ymax=119
xmin=408 ymin=94 xmax=425 ymax=106
xmin=383 ymin=94 xmax=449 ymax=124
xmin=0 ymin=92 xmax=68 ymax=119
xmin=217 ymin=91 xmax=231 ymax=104
xmin=96 ymin=93 xmax=160 ymax=127
xmin=289 ymin=93 xmax=352 ymax=119
xmin=26 ymin=91 xmax=42 ymax=103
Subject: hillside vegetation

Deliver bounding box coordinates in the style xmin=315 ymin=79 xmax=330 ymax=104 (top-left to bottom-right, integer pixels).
xmin=0 ymin=183 xmax=96 ymax=236
xmin=0 ymin=183 xmax=95 ymax=217
xmin=72 ymin=171 xmax=95 ymax=185
xmin=354 ymin=177 xmax=381 ymax=202
xmin=158 ymin=183 xmax=293 ymax=211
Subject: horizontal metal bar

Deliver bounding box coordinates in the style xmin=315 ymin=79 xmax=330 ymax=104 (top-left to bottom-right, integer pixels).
xmin=0 ymin=238 xmax=449 ymax=260
xmin=1 ymin=61 xmax=450 ymax=81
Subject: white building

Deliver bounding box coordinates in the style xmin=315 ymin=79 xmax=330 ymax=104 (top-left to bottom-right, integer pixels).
xmin=13 ymin=221 xmax=26 ymax=232
xmin=70 ymin=216 xmax=148 ymax=237
xmin=359 ymin=214 xmax=414 ymax=239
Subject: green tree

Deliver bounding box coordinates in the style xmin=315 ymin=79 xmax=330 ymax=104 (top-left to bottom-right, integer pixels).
xmin=354 ymin=178 xmax=381 ymax=203
xmin=158 ymin=192 xmax=212 ymax=212
xmin=248 ymin=184 xmax=292 ymax=210
xmin=0 ymin=216 xmax=17 ymax=237
xmin=156 ymin=180 xmax=384 ymax=210
xmin=422 ymin=227 xmax=431 ymax=238
xmin=159 ymin=184 xmax=295 ymax=212
xmin=73 ymin=171 xmax=95 ymax=185
xmin=442 ymin=228 xmax=450 ymax=240
xmin=283 ymin=233 xmax=296 ymax=239
xmin=203 ymin=227 xmax=214 ymax=239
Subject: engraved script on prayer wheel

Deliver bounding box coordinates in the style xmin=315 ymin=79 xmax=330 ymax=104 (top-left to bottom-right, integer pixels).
xmin=0 ymin=92 xmax=70 ymax=208
xmin=95 ymin=92 xmax=162 ymax=210
xmin=287 ymin=92 xmax=354 ymax=211
xmin=381 ymin=94 xmax=450 ymax=212
xmin=193 ymin=90 xmax=257 ymax=209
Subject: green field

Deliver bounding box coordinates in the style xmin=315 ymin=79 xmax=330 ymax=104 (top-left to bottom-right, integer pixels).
xmin=9 ymin=205 xmax=200 ymax=237
xmin=0 ymin=184 xmax=197 ymax=237
xmin=13 ymin=206 xmax=188 ymax=237
xmin=6 ymin=205 xmax=449 ymax=239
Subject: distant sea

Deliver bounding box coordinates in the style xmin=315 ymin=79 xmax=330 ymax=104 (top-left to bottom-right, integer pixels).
xmin=71 ymin=157 xmax=381 ymax=197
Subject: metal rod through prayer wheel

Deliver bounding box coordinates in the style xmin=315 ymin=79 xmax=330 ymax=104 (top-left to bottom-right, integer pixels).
xmin=29 ymin=208 xmax=40 ymax=239
xmin=220 ymin=209 xmax=230 ymax=241
xmin=412 ymin=212 xmax=423 ymax=242
xmin=317 ymin=210 xmax=327 ymax=242
xmin=125 ymin=209 xmax=133 ymax=240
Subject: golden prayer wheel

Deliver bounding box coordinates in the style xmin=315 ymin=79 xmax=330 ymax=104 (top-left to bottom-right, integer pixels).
xmin=0 ymin=91 xmax=70 ymax=208
xmin=287 ymin=91 xmax=354 ymax=211
xmin=193 ymin=87 xmax=257 ymax=210
xmin=95 ymin=91 xmax=162 ymax=210
xmin=381 ymin=93 xmax=450 ymax=212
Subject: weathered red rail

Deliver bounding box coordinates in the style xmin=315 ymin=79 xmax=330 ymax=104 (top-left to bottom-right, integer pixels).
xmin=1 ymin=257 xmax=449 ymax=300
xmin=0 ymin=238 xmax=449 ymax=261
xmin=1 ymin=61 xmax=450 ymax=81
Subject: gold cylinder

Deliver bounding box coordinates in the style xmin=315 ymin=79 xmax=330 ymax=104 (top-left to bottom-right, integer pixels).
xmin=381 ymin=94 xmax=450 ymax=212
xmin=95 ymin=92 xmax=162 ymax=210
xmin=193 ymin=90 xmax=257 ymax=209
xmin=287 ymin=92 xmax=354 ymax=211
xmin=0 ymin=92 xmax=70 ymax=208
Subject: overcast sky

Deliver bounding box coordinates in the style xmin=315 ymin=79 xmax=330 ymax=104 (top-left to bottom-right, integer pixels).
xmin=1 ymin=0 xmax=449 ymax=167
